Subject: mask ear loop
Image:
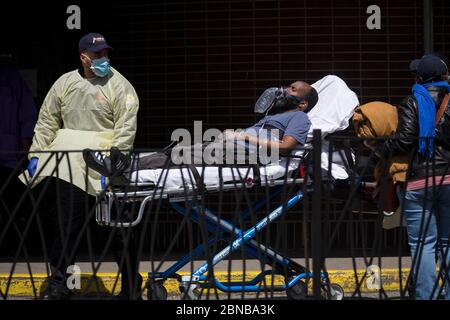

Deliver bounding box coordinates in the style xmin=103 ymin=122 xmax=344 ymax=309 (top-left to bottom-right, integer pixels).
xmin=82 ymin=54 xmax=91 ymax=62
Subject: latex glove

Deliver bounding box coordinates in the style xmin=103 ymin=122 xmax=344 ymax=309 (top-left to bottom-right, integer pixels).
xmin=101 ymin=176 xmax=107 ymax=190
xmin=27 ymin=157 xmax=39 ymax=177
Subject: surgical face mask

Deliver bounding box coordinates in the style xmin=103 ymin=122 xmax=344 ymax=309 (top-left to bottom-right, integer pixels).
xmin=90 ymin=57 xmax=111 ymax=77
xmin=83 ymin=54 xmax=111 ymax=77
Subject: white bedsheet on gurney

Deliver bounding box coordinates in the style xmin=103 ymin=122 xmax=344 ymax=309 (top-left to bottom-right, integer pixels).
xmin=130 ymin=158 xmax=300 ymax=190
xmin=129 ymin=75 xmax=359 ymax=189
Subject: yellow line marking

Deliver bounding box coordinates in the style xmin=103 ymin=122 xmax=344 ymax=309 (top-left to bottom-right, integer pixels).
xmin=0 ymin=268 xmax=413 ymax=297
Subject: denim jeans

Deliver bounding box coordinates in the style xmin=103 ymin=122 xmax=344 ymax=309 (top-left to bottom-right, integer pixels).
xmin=399 ymin=184 xmax=450 ymax=300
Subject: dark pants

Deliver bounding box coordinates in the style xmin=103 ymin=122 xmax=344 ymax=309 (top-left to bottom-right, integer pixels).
xmin=35 ymin=177 xmax=142 ymax=297
xmin=0 ymin=165 xmax=31 ymax=256
xmin=128 ymin=141 xmax=254 ymax=172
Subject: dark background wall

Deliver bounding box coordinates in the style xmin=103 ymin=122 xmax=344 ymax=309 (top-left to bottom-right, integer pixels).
xmin=434 ymin=0 xmax=450 ymax=54
xmin=1 ymin=0 xmax=449 ymax=256
xmin=3 ymin=0 xmax=447 ymax=149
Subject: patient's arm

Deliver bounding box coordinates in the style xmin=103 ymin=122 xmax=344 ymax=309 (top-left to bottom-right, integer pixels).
xmin=227 ymin=131 xmax=299 ymax=157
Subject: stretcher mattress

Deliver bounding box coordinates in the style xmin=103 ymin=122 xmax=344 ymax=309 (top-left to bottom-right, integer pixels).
xmin=129 ymin=158 xmax=301 ymax=190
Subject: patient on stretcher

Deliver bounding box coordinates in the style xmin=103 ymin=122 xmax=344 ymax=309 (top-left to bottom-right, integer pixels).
xmin=83 ymin=81 xmax=319 ymax=181
xmin=83 ymin=75 xmax=360 ymax=190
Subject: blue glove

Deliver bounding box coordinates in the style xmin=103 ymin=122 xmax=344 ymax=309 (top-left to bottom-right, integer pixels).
xmin=27 ymin=157 xmax=39 ymax=177
xmin=101 ymin=176 xmax=107 ymax=190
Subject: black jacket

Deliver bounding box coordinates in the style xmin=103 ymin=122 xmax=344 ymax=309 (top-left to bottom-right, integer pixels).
xmin=384 ymin=86 xmax=450 ymax=180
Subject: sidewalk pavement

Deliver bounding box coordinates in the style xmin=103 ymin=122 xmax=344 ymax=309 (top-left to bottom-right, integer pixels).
xmin=0 ymin=257 xmax=413 ymax=298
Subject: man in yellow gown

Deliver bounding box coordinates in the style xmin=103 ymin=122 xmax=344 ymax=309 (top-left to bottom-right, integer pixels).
xmin=27 ymin=33 xmax=141 ymax=299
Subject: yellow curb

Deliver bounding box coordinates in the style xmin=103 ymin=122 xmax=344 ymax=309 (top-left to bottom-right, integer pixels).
xmin=0 ymin=269 xmax=411 ymax=297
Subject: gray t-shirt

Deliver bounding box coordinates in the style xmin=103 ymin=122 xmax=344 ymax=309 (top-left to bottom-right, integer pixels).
xmin=245 ymin=111 xmax=311 ymax=145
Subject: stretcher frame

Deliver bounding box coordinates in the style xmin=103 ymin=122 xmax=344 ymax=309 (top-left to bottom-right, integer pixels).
xmin=94 ymin=154 xmax=344 ymax=300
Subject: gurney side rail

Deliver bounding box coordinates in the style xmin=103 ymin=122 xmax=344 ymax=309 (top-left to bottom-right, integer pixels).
xmin=96 ymin=177 xmax=305 ymax=228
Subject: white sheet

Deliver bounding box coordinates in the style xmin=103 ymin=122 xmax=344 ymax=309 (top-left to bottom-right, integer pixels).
xmin=309 ymin=75 xmax=359 ymax=179
xmin=130 ymin=75 xmax=359 ymax=188
xmin=309 ymin=75 xmax=359 ymax=137
xmin=129 ymin=161 xmax=298 ymax=190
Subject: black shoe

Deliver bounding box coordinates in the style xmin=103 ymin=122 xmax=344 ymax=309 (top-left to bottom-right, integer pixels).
xmin=83 ymin=149 xmax=113 ymax=177
xmin=42 ymin=278 xmax=72 ymax=300
xmin=83 ymin=147 xmax=130 ymax=178
xmin=110 ymin=147 xmax=131 ymax=176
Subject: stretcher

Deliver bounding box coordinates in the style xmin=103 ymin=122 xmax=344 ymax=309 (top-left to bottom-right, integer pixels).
xmin=95 ymin=150 xmax=344 ymax=300
xmin=93 ymin=75 xmax=359 ymax=300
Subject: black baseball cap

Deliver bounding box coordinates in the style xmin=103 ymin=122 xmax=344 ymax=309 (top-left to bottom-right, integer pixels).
xmin=409 ymin=52 xmax=448 ymax=77
xmin=78 ymin=33 xmax=113 ymax=52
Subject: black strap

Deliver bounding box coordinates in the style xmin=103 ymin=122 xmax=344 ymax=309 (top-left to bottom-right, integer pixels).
xmin=436 ymin=94 xmax=450 ymax=125
xmin=343 ymin=143 xmax=355 ymax=170
xmin=327 ymin=129 xmax=355 ymax=170
xmin=218 ymin=166 xmax=224 ymax=188
xmin=187 ymin=164 xmax=205 ymax=193
xmin=251 ymin=164 xmax=261 ymax=184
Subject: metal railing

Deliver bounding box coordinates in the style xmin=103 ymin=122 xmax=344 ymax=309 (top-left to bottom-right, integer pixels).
xmin=0 ymin=132 xmax=449 ymax=300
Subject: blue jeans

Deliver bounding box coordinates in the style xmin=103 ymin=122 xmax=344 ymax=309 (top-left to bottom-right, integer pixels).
xmin=399 ymin=184 xmax=450 ymax=300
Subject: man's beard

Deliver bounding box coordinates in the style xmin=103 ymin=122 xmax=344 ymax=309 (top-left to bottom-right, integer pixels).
xmin=273 ymin=94 xmax=301 ymax=112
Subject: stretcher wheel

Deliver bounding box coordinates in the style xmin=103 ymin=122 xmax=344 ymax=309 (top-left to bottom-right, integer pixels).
xmin=325 ymin=283 xmax=344 ymax=300
xmin=147 ymin=281 xmax=168 ymax=300
xmin=286 ymin=278 xmax=308 ymax=300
